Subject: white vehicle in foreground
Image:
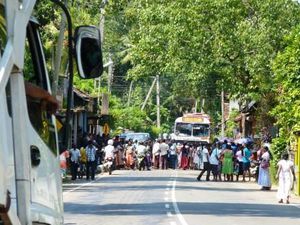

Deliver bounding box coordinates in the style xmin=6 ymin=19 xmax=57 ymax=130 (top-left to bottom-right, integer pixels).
xmin=0 ymin=0 xmax=103 ymax=224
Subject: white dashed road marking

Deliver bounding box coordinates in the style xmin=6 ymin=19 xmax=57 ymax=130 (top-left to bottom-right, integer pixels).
xmin=63 ymin=174 xmax=108 ymax=196
xmin=171 ymin=171 xmax=189 ymax=225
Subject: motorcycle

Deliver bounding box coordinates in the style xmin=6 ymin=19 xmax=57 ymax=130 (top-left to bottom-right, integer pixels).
xmin=137 ymin=153 xmax=146 ymax=171
xmin=105 ymin=157 xmax=114 ymax=175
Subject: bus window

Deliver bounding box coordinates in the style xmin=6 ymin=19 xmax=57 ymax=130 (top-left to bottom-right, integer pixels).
xmin=193 ymin=124 xmax=209 ymax=137
xmin=176 ymin=123 xmax=192 ymax=136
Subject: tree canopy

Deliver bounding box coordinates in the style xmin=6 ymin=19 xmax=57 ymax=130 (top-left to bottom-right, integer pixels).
xmin=32 ymin=0 xmax=300 ymax=146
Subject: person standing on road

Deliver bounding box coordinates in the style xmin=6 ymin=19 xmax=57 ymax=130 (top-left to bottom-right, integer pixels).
xmin=180 ymin=143 xmax=189 ymax=170
xmin=258 ymin=146 xmax=272 ymax=190
xmin=69 ymin=144 xmax=81 ymax=181
xmin=152 ymin=139 xmax=161 ymax=169
xmin=221 ymin=144 xmax=234 ymax=182
xmin=276 ymin=152 xmax=296 ymax=204
xmin=197 ymin=145 xmax=211 ymax=181
xmin=125 ymin=140 xmax=135 ymax=170
xmin=159 ymin=139 xmax=169 ymax=169
xmin=86 ymin=140 xmax=97 ymax=180
xmin=242 ymin=143 xmax=252 ymax=182
xmin=60 ymin=148 xmax=69 ymax=179
xmin=235 ymin=145 xmax=244 ymax=181
xmin=210 ymin=143 xmax=222 ymax=181
xmin=169 ymin=143 xmax=177 ymax=169
xmin=136 ymin=141 xmax=147 ymax=170
xmin=78 ymin=146 xmax=87 ymax=179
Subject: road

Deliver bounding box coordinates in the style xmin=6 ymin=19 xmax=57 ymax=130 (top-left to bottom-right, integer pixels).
xmin=63 ymin=170 xmax=300 ymax=225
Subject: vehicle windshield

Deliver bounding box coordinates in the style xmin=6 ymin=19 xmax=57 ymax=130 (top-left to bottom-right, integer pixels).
xmin=175 ymin=123 xmax=192 ymax=136
xmin=193 ymin=124 xmax=209 ymax=137
xmin=125 ymin=133 xmax=150 ymax=142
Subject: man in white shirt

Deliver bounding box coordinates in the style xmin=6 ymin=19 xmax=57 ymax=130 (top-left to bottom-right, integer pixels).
xmin=152 ymin=140 xmax=161 ymax=169
xmin=69 ymin=144 xmax=81 ymax=180
xmin=197 ymin=145 xmax=211 ymax=181
xmin=210 ymin=143 xmax=222 ymax=181
xmin=159 ymin=139 xmax=169 ymax=169
xmin=104 ymin=139 xmax=115 ymax=160
xmin=136 ymin=141 xmax=147 ymax=170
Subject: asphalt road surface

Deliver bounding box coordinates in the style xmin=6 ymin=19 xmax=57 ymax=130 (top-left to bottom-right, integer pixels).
xmin=63 ymin=170 xmax=300 ymax=225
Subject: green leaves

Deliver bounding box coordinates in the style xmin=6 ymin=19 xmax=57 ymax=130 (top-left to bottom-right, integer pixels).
xmin=272 ymin=24 xmax=300 ymax=135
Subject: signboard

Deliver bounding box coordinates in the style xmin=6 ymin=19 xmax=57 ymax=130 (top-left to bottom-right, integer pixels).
xmin=103 ymin=123 xmax=110 ymax=135
xmin=56 ymin=119 xmax=63 ymax=131
xmin=182 ymin=117 xmax=203 ymax=123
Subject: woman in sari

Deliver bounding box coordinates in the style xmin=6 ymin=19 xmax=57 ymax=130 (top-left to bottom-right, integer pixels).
xmin=180 ymin=144 xmax=189 ymax=170
xmin=258 ymin=146 xmax=271 ymax=190
xmin=125 ymin=140 xmax=135 ymax=169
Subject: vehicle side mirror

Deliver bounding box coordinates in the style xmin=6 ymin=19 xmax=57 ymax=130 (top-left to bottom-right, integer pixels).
xmin=74 ymin=26 xmax=103 ymax=79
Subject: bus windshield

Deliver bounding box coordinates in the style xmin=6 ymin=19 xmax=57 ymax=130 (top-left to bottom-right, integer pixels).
xmin=175 ymin=123 xmax=192 ymax=136
xmin=193 ymin=124 xmax=209 ymax=137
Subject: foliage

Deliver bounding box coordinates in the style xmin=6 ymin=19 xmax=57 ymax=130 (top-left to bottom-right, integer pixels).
xmin=224 ymin=109 xmax=239 ymax=138
xmin=33 ymin=0 xmax=300 ymax=141
xmin=109 ymin=95 xmax=150 ymax=132
xmin=272 ymin=25 xmax=300 ymax=136
xmin=270 ymin=133 xmax=289 ymax=182
xmin=270 ymin=24 xmax=300 ymax=163
xmin=106 ymin=0 xmax=300 ymax=132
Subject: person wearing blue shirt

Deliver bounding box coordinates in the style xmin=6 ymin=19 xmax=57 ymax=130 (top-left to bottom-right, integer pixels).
xmin=242 ymin=143 xmax=252 ymax=182
xmin=231 ymin=142 xmax=238 ymax=155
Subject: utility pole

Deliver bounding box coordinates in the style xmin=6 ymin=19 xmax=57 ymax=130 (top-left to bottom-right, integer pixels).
xmin=156 ymin=75 xmax=161 ymax=129
xmin=97 ymin=78 xmax=101 ymax=108
xmin=127 ymin=81 xmax=133 ymax=107
xmin=107 ymin=53 xmax=113 ymax=94
xmin=99 ymin=1 xmax=107 ymax=45
xmin=221 ymin=90 xmax=225 ymax=137
xmin=141 ymin=77 xmax=157 ymax=110
xmin=97 ymin=0 xmax=106 ymax=100
xmin=201 ymin=98 xmax=205 ymax=113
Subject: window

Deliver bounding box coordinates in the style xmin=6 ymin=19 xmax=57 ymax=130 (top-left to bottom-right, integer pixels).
xmin=24 ymin=21 xmax=57 ymax=155
xmin=176 ymin=123 xmax=192 ymax=136
xmin=193 ymin=124 xmax=209 ymax=137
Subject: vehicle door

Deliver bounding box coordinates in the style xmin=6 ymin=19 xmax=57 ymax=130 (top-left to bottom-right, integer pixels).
xmin=23 ymin=20 xmax=63 ymax=224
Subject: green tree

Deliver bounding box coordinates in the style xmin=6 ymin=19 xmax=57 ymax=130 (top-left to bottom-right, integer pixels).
xmin=271 ymin=24 xmax=300 ymax=159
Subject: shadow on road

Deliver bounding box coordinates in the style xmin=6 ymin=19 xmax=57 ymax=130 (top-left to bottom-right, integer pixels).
xmin=64 ymin=201 xmax=300 ymax=219
xmin=64 ymin=182 xmax=272 ymax=193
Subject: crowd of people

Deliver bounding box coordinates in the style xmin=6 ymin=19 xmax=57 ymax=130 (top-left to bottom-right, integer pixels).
xmin=60 ymin=133 xmax=296 ymax=204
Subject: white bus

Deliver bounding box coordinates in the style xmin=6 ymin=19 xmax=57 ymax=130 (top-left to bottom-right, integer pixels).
xmin=172 ymin=113 xmax=211 ymax=144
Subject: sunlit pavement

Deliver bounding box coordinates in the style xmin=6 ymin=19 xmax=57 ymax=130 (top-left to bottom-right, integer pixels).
xmin=63 ymin=169 xmax=300 ymax=225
